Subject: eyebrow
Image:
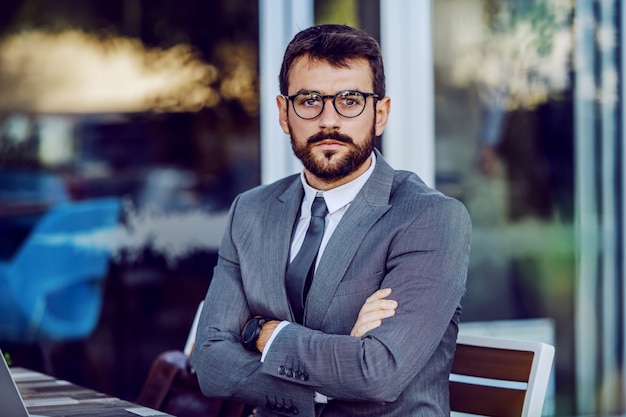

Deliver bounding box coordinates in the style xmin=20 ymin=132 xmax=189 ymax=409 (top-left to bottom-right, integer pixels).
xmin=293 ymin=89 xmax=321 ymax=95
xmin=292 ymin=89 xmax=361 ymax=95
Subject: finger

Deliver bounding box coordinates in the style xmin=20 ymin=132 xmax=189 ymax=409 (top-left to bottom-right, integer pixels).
xmin=350 ymin=288 xmax=397 ymax=337
xmin=350 ymin=307 xmax=396 ymax=337
xmin=351 ymin=319 xmax=382 ymax=337
xmin=359 ymin=307 xmax=397 ymax=324
xmin=364 ymin=287 xmax=392 ymax=304
xmin=358 ymin=298 xmax=398 ymax=316
xmin=351 ymin=312 xmax=394 ymax=338
xmin=361 ymin=289 xmax=396 ymax=313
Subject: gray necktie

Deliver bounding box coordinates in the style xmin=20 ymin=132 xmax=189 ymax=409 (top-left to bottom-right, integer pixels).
xmin=286 ymin=196 xmax=328 ymax=323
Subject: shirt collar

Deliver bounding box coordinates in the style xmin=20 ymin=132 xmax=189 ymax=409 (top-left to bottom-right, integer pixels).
xmin=300 ymin=152 xmax=377 ymax=214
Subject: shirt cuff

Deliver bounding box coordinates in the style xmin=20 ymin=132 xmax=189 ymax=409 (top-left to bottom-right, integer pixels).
xmin=258 ymin=321 xmax=330 ymax=404
xmin=260 ymin=320 xmax=290 ymax=362
xmin=314 ymin=392 xmax=330 ymax=403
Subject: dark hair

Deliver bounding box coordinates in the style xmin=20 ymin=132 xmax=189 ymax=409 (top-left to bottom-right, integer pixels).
xmin=279 ymin=24 xmax=385 ymax=98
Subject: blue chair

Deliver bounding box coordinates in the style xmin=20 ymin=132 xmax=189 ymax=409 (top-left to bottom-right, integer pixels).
xmin=0 ymin=197 xmax=122 ymax=343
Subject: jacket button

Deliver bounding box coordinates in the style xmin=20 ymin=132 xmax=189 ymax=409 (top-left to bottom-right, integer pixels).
xmin=278 ymin=365 xmax=286 ymax=375
xmin=300 ymin=372 xmax=308 ymax=381
xmin=286 ymin=368 xmax=294 ymax=378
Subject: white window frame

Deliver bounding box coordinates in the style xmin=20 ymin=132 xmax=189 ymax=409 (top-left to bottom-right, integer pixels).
xmin=259 ymin=0 xmax=435 ymax=187
xmin=259 ymin=0 xmax=313 ymax=184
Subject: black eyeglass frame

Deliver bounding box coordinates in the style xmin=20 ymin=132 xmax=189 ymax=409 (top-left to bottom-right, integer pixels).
xmin=284 ymin=90 xmax=379 ymax=120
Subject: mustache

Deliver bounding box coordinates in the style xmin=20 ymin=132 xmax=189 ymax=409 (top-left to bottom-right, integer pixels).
xmin=307 ymin=131 xmax=354 ymax=145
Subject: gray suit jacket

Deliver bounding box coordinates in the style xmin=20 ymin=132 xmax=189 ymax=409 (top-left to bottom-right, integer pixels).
xmin=191 ymin=150 xmax=471 ymax=417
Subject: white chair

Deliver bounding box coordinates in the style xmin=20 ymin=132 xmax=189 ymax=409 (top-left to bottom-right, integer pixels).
xmin=184 ymin=300 xmax=204 ymax=355
xmin=450 ymin=334 xmax=555 ymax=417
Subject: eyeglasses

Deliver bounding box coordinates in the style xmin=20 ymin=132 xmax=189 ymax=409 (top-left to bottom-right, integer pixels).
xmin=285 ymin=90 xmax=379 ymax=120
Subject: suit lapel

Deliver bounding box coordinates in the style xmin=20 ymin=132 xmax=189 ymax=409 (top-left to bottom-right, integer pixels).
xmin=305 ymin=151 xmax=394 ymax=328
xmin=262 ymin=178 xmax=303 ymax=320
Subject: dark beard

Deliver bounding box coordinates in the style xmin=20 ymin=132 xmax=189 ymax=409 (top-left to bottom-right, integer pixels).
xmin=290 ymin=125 xmax=376 ymax=182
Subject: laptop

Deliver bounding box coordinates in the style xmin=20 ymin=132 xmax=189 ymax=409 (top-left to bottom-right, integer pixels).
xmin=0 ymin=349 xmax=47 ymax=417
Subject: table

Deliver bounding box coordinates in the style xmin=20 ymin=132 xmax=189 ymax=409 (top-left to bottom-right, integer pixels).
xmin=11 ymin=367 xmax=174 ymax=417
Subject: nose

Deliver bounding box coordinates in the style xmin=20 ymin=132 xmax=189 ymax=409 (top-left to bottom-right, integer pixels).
xmin=317 ymin=97 xmax=341 ymax=129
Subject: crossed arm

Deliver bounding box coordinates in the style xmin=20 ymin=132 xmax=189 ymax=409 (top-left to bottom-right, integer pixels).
xmin=256 ymin=287 xmax=398 ymax=352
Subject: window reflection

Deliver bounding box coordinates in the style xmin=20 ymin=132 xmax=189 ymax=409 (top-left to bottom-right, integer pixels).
xmin=0 ymin=0 xmax=260 ymax=401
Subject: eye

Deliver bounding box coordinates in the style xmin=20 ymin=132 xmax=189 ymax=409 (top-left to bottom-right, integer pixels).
xmin=336 ymin=92 xmax=364 ymax=107
xmin=297 ymin=93 xmax=322 ymax=107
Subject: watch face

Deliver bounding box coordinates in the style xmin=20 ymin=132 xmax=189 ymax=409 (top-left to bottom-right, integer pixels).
xmin=242 ymin=318 xmax=258 ymax=343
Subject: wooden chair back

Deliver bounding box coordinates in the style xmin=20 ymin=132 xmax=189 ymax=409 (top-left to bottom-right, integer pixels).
xmin=450 ymin=334 xmax=555 ymax=417
xmin=138 ymin=301 xmax=246 ymax=417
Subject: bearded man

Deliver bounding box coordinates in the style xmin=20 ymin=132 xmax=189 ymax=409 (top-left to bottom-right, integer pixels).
xmin=191 ymin=24 xmax=472 ymax=417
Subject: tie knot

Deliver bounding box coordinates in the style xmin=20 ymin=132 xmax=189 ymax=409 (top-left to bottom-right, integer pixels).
xmin=311 ymin=196 xmax=328 ymax=218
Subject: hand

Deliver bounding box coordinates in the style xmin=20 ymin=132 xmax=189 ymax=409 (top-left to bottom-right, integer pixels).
xmin=256 ymin=320 xmax=280 ymax=353
xmin=350 ymin=288 xmax=397 ymax=337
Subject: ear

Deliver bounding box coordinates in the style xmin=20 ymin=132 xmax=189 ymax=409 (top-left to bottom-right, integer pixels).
xmin=374 ymin=96 xmax=390 ymax=137
xmin=276 ymin=95 xmax=290 ymax=135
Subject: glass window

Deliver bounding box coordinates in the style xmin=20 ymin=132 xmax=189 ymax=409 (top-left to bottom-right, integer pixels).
xmin=0 ymin=0 xmax=260 ymax=401
xmin=433 ymin=0 xmax=575 ymax=414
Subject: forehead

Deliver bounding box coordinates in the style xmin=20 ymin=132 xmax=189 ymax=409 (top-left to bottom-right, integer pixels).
xmin=287 ymin=56 xmax=373 ymax=94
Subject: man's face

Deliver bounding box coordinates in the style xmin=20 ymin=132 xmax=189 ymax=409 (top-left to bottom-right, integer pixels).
xmin=277 ymin=56 xmax=390 ymax=188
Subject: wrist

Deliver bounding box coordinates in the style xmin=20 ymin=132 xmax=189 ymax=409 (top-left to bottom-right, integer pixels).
xmin=256 ymin=320 xmax=280 ymax=353
xmin=241 ymin=316 xmax=269 ymax=352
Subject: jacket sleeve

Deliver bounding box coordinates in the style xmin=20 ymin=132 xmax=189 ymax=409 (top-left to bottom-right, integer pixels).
xmin=191 ymin=195 xmax=318 ymax=417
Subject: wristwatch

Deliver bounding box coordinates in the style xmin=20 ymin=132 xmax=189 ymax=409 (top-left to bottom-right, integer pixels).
xmin=241 ymin=316 xmax=268 ymax=352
